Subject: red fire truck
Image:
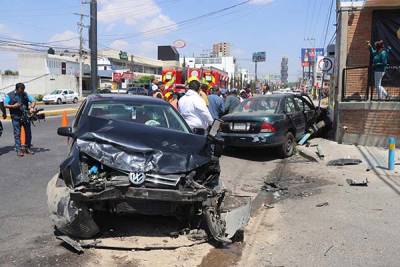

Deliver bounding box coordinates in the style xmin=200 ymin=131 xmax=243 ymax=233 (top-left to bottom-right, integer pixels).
xmin=162 ymin=67 xmax=229 ymax=93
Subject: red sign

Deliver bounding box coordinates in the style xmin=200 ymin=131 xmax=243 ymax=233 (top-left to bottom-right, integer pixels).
xmin=112 ymin=71 xmax=134 ymax=83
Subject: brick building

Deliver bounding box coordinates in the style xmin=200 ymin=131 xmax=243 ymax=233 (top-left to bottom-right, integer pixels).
xmin=334 ymin=0 xmax=400 ymax=146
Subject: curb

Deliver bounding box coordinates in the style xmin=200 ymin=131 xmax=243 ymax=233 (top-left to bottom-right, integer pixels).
xmin=2 ymin=108 xmax=77 ymax=121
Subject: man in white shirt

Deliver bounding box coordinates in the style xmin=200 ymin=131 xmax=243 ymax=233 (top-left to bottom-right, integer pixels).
xmin=178 ymin=80 xmax=213 ymax=130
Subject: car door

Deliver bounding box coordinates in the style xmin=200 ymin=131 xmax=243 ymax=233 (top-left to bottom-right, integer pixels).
xmin=69 ymin=90 xmax=77 ymax=102
xmin=62 ymin=90 xmax=69 ymax=102
xmin=285 ymin=96 xmax=306 ymax=139
xmin=294 ymin=96 xmax=316 ymax=129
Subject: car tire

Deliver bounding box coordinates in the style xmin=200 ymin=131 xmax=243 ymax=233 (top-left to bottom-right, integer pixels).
xmin=44 ymin=102 xmax=49 ymax=105
xmin=73 ymin=97 xmax=78 ymax=104
xmin=279 ymin=132 xmax=296 ymax=158
xmin=57 ymin=98 xmax=62 ymax=105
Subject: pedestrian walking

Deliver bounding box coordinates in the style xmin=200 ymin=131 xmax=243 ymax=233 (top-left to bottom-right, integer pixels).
xmin=178 ymin=80 xmax=213 ymax=130
xmin=224 ymin=89 xmax=240 ymax=114
xmin=368 ymin=40 xmax=391 ymax=100
xmin=208 ymin=87 xmax=224 ymax=119
xmin=4 ymin=83 xmax=36 ymax=157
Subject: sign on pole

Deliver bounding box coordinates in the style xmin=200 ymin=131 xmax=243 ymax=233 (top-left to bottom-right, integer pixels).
xmin=252 ymin=52 xmax=266 ymax=62
xmin=318 ymin=56 xmax=334 ymax=74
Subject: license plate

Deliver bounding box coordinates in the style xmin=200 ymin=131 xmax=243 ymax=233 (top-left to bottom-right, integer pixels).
xmin=233 ymin=123 xmax=247 ymax=131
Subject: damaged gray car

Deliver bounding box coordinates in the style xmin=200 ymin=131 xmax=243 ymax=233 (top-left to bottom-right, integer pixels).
xmin=47 ymin=95 xmax=250 ymax=244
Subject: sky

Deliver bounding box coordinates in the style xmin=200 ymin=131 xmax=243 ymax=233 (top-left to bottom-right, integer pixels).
xmin=0 ymin=0 xmax=336 ymax=82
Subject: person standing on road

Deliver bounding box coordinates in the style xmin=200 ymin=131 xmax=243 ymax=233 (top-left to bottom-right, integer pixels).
xmin=368 ymin=40 xmax=391 ymax=100
xmin=208 ymin=87 xmax=224 ymax=119
xmin=149 ymin=78 xmax=158 ymax=96
xmin=0 ymin=93 xmax=6 ymax=138
xmin=4 ymin=83 xmax=36 ymax=157
xmin=224 ymin=89 xmax=240 ymax=114
xmin=178 ymin=80 xmax=213 ymax=130
xmin=262 ymin=84 xmax=272 ymax=95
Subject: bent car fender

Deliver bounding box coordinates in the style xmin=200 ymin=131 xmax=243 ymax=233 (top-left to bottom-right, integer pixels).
xmin=47 ymin=174 xmax=99 ymax=238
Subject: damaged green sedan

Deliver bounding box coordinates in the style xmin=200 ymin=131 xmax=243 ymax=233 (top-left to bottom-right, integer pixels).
xmin=47 ymin=94 xmax=250 ymax=244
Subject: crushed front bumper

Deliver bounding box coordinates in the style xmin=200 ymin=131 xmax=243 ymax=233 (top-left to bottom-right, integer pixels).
xmin=70 ymin=186 xmax=209 ymax=203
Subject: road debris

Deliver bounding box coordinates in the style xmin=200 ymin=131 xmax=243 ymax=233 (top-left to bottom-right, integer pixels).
xmin=324 ymin=245 xmax=334 ymax=256
xmin=264 ymin=204 xmax=274 ymax=209
xmin=346 ymin=178 xmax=368 ymax=186
xmin=316 ymin=145 xmax=325 ymax=160
xmin=327 ymin=158 xmax=362 ymax=166
xmin=316 ymin=202 xmax=329 ymax=207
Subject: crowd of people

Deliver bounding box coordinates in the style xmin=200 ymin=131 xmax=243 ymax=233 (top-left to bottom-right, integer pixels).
xmin=147 ymin=77 xmax=262 ymax=131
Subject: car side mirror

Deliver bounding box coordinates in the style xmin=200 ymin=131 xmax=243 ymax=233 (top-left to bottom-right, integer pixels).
xmin=57 ymin=127 xmax=74 ymax=137
xmin=192 ymin=128 xmax=206 ymax=135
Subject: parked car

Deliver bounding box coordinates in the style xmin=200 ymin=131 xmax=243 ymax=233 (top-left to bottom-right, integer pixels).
xmin=220 ymin=94 xmax=325 ymax=158
xmin=127 ymin=87 xmax=148 ymax=96
xmin=47 ymin=94 xmax=250 ymax=243
xmin=43 ymin=89 xmax=78 ymax=104
xmin=97 ymin=88 xmax=112 ymax=94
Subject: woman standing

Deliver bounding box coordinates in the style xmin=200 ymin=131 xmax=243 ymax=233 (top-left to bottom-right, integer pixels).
xmin=368 ymin=40 xmax=390 ymax=100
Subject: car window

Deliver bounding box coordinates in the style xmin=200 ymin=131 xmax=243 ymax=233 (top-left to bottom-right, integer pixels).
xmin=294 ymin=97 xmax=304 ymax=112
xmin=63 ymin=90 xmax=68 ymax=95
xmin=69 ymin=90 xmax=75 ymax=94
xmin=87 ymin=101 xmax=190 ymax=133
xmin=73 ymin=99 xmax=87 ymax=128
xmin=51 ymin=90 xmax=62 ymax=95
xmin=285 ymin=97 xmax=299 ymax=113
xmin=235 ymin=98 xmax=280 ymax=113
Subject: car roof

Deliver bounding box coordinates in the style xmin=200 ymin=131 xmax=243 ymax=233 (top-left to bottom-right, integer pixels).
xmin=86 ymin=94 xmax=168 ymax=105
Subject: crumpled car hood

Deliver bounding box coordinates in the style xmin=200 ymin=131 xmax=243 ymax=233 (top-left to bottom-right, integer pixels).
xmin=75 ymin=118 xmax=211 ymax=174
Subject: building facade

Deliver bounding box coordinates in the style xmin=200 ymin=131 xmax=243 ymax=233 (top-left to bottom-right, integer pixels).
xmin=281 ymin=57 xmax=288 ymax=84
xmin=212 ymin=42 xmax=231 ymax=57
xmin=334 ymin=0 xmax=400 ymax=146
xmin=0 ymin=53 xmax=81 ymax=96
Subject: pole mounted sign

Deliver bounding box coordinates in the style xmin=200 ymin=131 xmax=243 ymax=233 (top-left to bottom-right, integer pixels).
xmin=252 ymin=52 xmax=266 ymax=62
xmin=318 ymin=57 xmax=334 ymax=74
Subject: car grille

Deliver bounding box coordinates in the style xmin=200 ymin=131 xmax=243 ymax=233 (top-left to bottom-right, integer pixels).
xmin=145 ymin=173 xmax=182 ymax=187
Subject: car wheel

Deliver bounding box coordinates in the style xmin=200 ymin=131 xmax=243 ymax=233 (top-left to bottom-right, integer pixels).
xmin=279 ymin=132 xmax=296 ymax=158
xmin=73 ymin=97 xmax=78 ymax=104
xmin=44 ymin=102 xmax=49 ymax=105
xmin=57 ymin=98 xmax=62 ymax=105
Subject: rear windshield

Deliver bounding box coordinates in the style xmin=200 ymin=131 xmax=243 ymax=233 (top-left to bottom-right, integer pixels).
xmin=87 ymin=100 xmax=190 ymax=133
xmin=235 ymin=97 xmax=280 ymax=113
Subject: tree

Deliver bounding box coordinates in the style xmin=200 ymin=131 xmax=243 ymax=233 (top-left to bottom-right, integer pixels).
xmin=137 ymin=75 xmax=154 ymax=84
xmin=48 ymin=47 xmax=55 ymax=55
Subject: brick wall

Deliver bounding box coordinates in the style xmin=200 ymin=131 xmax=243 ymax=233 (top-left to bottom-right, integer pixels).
xmin=340 ymin=109 xmax=400 ymax=136
xmin=344 ymin=68 xmax=369 ymax=99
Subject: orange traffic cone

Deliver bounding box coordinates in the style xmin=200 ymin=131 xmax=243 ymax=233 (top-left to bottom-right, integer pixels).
xmin=61 ymin=111 xmax=69 ymax=127
xmin=20 ymin=125 xmax=26 ymax=146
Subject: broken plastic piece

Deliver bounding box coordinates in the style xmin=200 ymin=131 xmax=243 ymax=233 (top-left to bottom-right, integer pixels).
xmin=316 ymin=202 xmax=329 ymax=207
xmin=346 ymin=178 xmax=368 ymax=186
xmin=88 ymin=166 xmax=98 ymax=175
xmin=327 ymin=159 xmax=362 ymax=166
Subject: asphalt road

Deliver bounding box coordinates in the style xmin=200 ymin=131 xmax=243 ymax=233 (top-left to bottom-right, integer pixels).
xmin=0 ymin=116 xmax=84 ymax=266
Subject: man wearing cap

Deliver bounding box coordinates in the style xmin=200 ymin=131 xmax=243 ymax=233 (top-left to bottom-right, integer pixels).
xmin=208 ymin=87 xmax=224 ymax=119
xmin=178 ymin=80 xmax=213 ymax=130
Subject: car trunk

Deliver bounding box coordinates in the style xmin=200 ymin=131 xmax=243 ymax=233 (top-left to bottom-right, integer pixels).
xmin=221 ymin=112 xmax=284 ymax=134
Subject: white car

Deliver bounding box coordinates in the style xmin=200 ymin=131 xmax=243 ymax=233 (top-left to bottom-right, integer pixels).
xmin=43 ymin=89 xmax=79 ymax=105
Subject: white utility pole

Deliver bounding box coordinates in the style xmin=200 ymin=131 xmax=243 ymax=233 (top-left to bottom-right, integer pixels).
xmin=74 ymin=2 xmax=89 ymax=98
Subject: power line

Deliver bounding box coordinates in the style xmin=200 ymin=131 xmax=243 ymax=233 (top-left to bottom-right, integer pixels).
xmin=323 ymin=0 xmax=335 ymax=48
xmin=101 ymin=0 xmax=253 ymax=41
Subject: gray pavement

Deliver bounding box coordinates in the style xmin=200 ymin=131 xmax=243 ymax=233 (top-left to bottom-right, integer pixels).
xmin=0 ymin=116 xmax=84 ymax=266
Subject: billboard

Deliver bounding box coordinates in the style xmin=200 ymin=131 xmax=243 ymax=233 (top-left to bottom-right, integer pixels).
xmin=252 ymin=52 xmax=266 ymax=62
xmin=301 ymin=48 xmax=324 ymax=67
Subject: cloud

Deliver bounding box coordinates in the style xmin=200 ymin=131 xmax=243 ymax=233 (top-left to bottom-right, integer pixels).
xmin=98 ymin=0 xmax=177 ymax=35
xmin=110 ymin=39 xmax=129 ymax=50
xmin=132 ymin=41 xmax=156 ymax=57
xmin=48 ymin=30 xmax=79 ymax=48
xmin=0 ymin=23 xmax=21 ymax=39
xmin=250 ymin=0 xmax=274 ymax=5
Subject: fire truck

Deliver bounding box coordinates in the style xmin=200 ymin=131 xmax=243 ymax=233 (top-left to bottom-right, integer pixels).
xmin=162 ymin=67 xmax=229 ymax=94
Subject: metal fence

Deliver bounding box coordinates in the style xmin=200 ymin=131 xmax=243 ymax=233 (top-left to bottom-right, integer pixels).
xmin=342 ymin=66 xmax=400 ymax=102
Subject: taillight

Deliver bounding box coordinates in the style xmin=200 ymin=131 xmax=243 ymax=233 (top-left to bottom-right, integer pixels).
xmin=260 ymin=122 xmax=276 ymax=133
